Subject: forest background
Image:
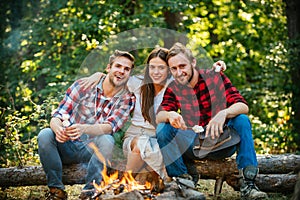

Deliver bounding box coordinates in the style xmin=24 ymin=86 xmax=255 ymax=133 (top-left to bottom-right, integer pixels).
xmin=0 ymin=0 xmax=299 ymax=168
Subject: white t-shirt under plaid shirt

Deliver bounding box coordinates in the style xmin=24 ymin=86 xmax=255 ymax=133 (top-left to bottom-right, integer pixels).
xmin=53 ymin=75 xmax=135 ymax=134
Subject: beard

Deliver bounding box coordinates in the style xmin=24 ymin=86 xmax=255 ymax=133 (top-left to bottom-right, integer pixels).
xmin=175 ymin=66 xmax=194 ymax=86
xmin=108 ymin=73 xmax=127 ymax=88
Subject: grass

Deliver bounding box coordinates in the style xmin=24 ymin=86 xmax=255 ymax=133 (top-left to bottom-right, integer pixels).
xmin=0 ymin=180 xmax=292 ymax=200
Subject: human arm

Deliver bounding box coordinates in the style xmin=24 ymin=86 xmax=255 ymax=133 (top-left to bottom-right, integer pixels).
xmin=64 ymin=123 xmax=112 ymax=139
xmin=79 ymin=72 xmax=104 ymax=90
xmin=50 ymin=117 xmax=70 ymax=143
xmin=205 ymin=102 xmax=249 ymax=139
xmin=204 ymin=72 xmax=248 ymax=139
xmin=156 ymin=110 xmax=187 ymax=130
xmin=155 ymin=85 xmax=188 ymax=129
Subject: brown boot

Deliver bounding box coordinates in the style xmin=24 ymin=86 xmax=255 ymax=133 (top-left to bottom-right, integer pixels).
xmin=45 ymin=188 xmax=68 ymax=200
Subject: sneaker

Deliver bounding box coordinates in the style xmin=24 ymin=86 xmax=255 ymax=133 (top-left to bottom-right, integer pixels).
xmin=240 ymin=181 xmax=268 ymax=200
xmin=45 ymin=188 xmax=67 ymax=200
xmin=177 ymin=174 xmax=195 ymax=189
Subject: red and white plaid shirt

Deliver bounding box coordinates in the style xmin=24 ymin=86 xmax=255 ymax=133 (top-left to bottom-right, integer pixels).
xmin=158 ymin=69 xmax=247 ymax=127
xmin=53 ymin=76 xmax=135 ymax=134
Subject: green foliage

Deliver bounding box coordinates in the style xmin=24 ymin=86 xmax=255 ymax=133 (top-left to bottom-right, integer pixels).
xmin=0 ymin=94 xmax=61 ymax=167
xmin=0 ymin=0 xmax=297 ymax=167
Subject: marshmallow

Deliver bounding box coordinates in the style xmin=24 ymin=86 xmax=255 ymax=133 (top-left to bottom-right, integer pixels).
xmin=192 ymin=125 xmax=204 ymax=133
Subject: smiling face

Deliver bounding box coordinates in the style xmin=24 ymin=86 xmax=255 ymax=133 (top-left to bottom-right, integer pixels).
xmin=106 ymin=56 xmax=133 ymax=88
xmin=168 ymin=52 xmax=195 ymax=86
xmin=148 ymin=57 xmax=169 ymax=86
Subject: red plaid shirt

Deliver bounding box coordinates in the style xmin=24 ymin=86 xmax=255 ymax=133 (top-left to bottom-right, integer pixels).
xmin=53 ymin=76 xmax=135 ymax=134
xmin=158 ymin=69 xmax=247 ymax=127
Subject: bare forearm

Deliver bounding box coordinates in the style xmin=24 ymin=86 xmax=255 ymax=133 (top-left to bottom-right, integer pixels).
xmin=81 ymin=123 xmax=113 ymax=136
xmin=50 ymin=117 xmax=63 ymax=130
xmin=156 ymin=111 xmax=169 ymax=124
xmin=225 ymin=102 xmax=249 ymax=118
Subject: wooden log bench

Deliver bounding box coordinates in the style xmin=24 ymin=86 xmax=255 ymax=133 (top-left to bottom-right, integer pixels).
xmin=0 ymin=154 xmax=299 ymax=196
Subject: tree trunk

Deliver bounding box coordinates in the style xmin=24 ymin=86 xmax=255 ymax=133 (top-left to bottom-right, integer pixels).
xmin=0 ymin=154 xmax=299 ymax=194
xmin=285 ymin=0 xmax=300 ymax=150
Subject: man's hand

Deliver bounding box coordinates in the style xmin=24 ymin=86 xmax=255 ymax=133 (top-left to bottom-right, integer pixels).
xmin=65 ymin=124 xmax=85 ymax=140
xmin=205 ymin=109 xmax=227 ymax=139
xmin=53 ymin=126 xmax=69 ymax=143
xmin=168 ymin=111 xmax=187 ymax=130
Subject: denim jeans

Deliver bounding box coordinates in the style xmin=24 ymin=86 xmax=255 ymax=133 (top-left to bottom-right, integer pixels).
xmin=37 ymin=128 xmax=115 ymax=190
xmin=156 ymin=114 xmax=258 ymax=177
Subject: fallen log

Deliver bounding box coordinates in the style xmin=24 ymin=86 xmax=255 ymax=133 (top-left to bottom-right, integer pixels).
xmin=194 ymin=154 xmax=300 ymax=194
xmin=195 ymin=154 xmax=300 ymax=176
xmin=0 ymin=154 xmax=299 ymax=194
xmin=0 ymin=163 xmax=87 ymax=187
xmin=225 ymin=174 xmax=298 ymax=193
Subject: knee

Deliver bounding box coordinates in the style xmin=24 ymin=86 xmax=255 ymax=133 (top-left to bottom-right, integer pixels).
xmin=130 ymin=138 xmax=140 ymax=154
xmin=93 ymin=134 xmax=115 ymax=148
xmin=37 ymin=128 xmax=55 ymax=147
xmin=156 ymin=123 xmax=171 ymax=140
xmin=130 ymin=144 xmax=140 ymax=154
xmin=232 ymin=114 xmax=251 ymax=129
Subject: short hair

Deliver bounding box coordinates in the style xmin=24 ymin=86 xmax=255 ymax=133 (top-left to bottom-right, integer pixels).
xmin=109 ymin=50 xmax=135 ymax=68
xmin=166 ymin=42 xmax=195 ymax=64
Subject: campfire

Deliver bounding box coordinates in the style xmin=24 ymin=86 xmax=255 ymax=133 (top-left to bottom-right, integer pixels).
xmin=88 ymin=143 xmax=206 ymax=200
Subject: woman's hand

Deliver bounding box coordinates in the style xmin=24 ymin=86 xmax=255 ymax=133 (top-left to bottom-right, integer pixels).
xmin=79 ymin=72 xmax=103 ymax=90
xmin=212 ymin=60 xmax=227 ymax=72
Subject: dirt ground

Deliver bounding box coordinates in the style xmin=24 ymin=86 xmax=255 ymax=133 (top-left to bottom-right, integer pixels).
xmin=0 ymin=179 xmax=292 ymax=200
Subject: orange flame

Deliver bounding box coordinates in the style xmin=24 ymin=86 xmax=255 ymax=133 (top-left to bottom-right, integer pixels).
xmin=88 ymin=142 xmax=152 ymax=193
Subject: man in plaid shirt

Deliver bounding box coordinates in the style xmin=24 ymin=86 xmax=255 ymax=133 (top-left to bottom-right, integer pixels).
xmin=38 ymin=50 xmax=136 ymax=200
xmin=156 ymin=43 xmax=267 ymax=199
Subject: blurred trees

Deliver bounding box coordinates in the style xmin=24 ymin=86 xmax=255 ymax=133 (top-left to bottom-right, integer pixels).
xmin=0 ymin=0 xmax=298 ymax=167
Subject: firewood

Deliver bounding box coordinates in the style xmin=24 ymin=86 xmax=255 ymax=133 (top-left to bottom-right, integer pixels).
xmin=0 ymin=154 xmax=298 ymax=195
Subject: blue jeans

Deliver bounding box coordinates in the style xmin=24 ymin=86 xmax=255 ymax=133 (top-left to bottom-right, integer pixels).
xmin=156 ymin=114 xmax=258 ymax=177
xmin=37 ymin=128 xmax=115 ymax=190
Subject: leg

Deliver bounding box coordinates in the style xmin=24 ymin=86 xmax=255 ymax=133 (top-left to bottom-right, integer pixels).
xmin=227 ymin=114 xmax=257 ymax=169
xmin=83 ymin=134 xmax=115 ymax=190
xmin=228 ymin=115 xmax=267 ymax=199
xmin=38 ymin=128 xmax=91 ymax=189
xmin=156 ymin=123 xmax=196 ymax=177
xmin=124 ymin=136 xmax=145 ymax=174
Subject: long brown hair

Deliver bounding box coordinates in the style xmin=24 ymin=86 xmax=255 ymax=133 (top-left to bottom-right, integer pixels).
xmin=141 ymin=47 xmax=170 ymax=126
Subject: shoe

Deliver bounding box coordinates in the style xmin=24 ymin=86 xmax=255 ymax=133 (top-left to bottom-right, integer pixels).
xmin=178 ymin=173 xmax=193 ymax=181
xmin=239 ymin=166 xmax=268 ymax=200
xmin=45 ymin=188 xmax=67 ymax=200
xmin=79 ymin=191 xmax=94 ymax=200
xmin=240 ymin=181 xmax=268 ymax=200
xmin=177 ymin=174 xmax=195 ymax=189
